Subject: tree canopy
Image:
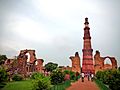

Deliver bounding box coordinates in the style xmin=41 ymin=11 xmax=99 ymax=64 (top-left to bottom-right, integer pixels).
xmin=45 ymin=62 xmax=58 ymax=72
xmin=0 ymin=55 xmax=7 ymax=65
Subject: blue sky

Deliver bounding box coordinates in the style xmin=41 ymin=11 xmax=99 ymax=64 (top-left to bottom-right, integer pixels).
xmin=0 ymin=0 xmax=120 ymax=66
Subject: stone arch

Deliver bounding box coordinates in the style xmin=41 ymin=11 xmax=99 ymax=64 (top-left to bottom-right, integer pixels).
xmin=94 ymin=50 xmax=118 ymax=73
xmin=104 ymin=58 xmax=112 ymax=65
xmin=26 ymin=53 xmax=30 ymax=62
xmin=18 ymin=49 xmax=36 ymax=63
xmin=103 ymin=56 xmax=117 ymax=69
xmin=35 ymin=60 xmax=38 ymax=65
xmin=17 ymin=49 xmax=37 ymax=76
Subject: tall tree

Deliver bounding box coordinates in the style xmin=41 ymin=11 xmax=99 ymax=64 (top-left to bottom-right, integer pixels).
xmin=0 ymin=55 xmax=7 ymax=65
xmin=45 ymin=62 xmax=58 ymax=72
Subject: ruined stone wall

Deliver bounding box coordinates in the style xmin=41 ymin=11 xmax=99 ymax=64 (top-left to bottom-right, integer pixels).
xmin=94 ymin=50 xmax=117 ymax=73
xmin=17 ymin=49 xmax=44 ymax=76
xmin=70 ymin=52 xmax=81 ymax=73
xmin=35 ymin=59 xmax=44 ymax=73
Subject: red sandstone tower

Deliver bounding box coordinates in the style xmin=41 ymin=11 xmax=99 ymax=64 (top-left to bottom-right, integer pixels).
xmin=82 ymin=17 xmax=94 ymax=74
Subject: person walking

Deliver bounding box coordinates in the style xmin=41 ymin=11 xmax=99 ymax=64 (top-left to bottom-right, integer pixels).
xmin=88 ymin=73 xmax=90 ymax=81
xmin=81 ymin=72 xmax=84 ymax=82
xmin=91 ymin=73 xmax=94 ymax=82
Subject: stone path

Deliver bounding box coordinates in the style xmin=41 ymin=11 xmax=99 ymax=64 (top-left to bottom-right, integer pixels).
xmin=66 ymin=77 xmax=100 ymax=90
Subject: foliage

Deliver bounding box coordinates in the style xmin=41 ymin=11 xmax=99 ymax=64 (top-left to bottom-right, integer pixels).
xmin=45 ymin=62 xmax=58 ymax=72
xmin=64 ymin=70 xmax=76 ymax=80
xmin=118 ymin=67 xmax=120 ymax=71
xmin=96 ymin=69 xmax=120 ymax=90
xmin=95 ymin=79 xmax=109 ymax=90
xmin=50 ymin=80 xmax=71 ymax=90
xmin=31 ymin=72 xmax=51 ymax=90
xmin=2 ymin=80 xmax=33 ymax=90
xmin=0 ymin=55 xmax=7 ymax=65
xmin=32 ymin=76 xmax=51 ymax=90
xmin=0 ymin=66 xmax=8 ymax=82
xmin=64 ymin=70 xmax=69 ymax=74
xmin=12 ymin=74 xmax=23 ymax=81
xmin=31 ymin=72 xmax=44 ymax=80
xmin=50 ymin=69 xmax=65 ymax=85
xmin=0 ymin=67 xmax=8 ymax=88
xmin=69 ymin=71 xmax=76 ymax=80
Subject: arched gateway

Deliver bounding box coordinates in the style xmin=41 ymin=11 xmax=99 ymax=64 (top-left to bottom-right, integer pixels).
xmin=103 ymin=56 xmax=117 ymax=69
xmin=17 ymin=49 xmax=44 ymax=76
xmin=94 ymin=51 xmax=117 ymax=73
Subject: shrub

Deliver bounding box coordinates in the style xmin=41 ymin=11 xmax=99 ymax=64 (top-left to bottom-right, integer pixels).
xmin=32 ymin=72 xmax=51 ymax=90
xmin=64 ymin=70 xmax=76 ymax=80
xmin=0 ymin=67 xmax=8 ymax=82
xmin=0 ymin=67 xmax=8 ymax=88
xmin=96 ymin=69 xmax=120 ymax=90
xmin=50 ymin=70 xmax=65 ymax=85
xmin=64 ymin=70 xmax=69 ymax=74
xmin=64 ymin=74 xmax=70 ymax=81
xmin=31 ymin=72 xmax=44 ymax=80
xmin=69 ymin=71 xmax=76 ymax=80
xmin=12 ymin=74 xmax=23 ymax=81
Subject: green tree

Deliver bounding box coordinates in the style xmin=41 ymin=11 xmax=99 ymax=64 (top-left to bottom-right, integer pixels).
xmin=0 ymin=66 xmax=8 ymax=88
xmin=0 ymin=55 xmax=7 ymax=65
xmin=45 ymin=62 xmax=58 ymax=72
xmin=0 ymin=66 xmax=8 ymax=82
xmin=50 ymin=69 xmax=65 ymax=85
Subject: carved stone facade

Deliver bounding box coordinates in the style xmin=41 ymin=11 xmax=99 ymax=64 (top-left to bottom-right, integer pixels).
xmin=69 ymin=52 xmax=81 ymax=73
xmin=94 ymin=50 xmax=117 ymax=73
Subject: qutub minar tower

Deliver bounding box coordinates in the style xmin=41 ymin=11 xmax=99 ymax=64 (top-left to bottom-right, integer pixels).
xmin=82 ymin=17 xmax=95 ymax=74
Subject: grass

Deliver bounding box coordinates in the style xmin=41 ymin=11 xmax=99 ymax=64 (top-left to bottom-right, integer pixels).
xmin=50 ymin=80 xmax=71 ymax=90
xmin=1 ymin=80 xmax=33 ymax=90
xmin=95 ymin=79 xmax=110 ymax=90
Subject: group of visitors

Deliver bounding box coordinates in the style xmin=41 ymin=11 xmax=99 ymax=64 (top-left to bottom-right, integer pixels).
xmin=81 ymin=72 xmax=94 ymax=82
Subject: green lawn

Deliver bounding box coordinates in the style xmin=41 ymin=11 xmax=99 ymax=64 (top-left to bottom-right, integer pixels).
xmin=95 ymin=79 xmax=109 ymax=90
xmin=1 ymin=80 xmax=33 ymax=90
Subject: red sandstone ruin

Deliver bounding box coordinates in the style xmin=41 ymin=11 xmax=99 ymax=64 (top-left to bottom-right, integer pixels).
xmin=17 ymin=49 xmax=44 ymax=76
xmin=4 ymin=49 xmax=44 ymax=77
xmin=94 ymin=50 xmax=117 ymax=73
xmin=70 ymin=52 xmax=81 ymax=73
xmin=69 ymin=18 xmax=117 ymax=74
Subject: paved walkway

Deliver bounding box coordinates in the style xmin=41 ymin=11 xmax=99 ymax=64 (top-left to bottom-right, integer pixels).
xmin=66 ymin=77 xmax=100 ymax=90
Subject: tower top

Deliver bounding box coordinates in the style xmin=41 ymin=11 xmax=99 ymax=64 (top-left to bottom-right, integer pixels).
xmin=84 ymin=17 xmax=89 ymax=25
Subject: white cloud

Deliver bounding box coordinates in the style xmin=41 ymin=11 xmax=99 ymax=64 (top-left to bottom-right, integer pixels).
xmin=5 ymin=13 xmax=53 ymax=44
xmin=31 ymin=0 xmax=102 ymax=24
